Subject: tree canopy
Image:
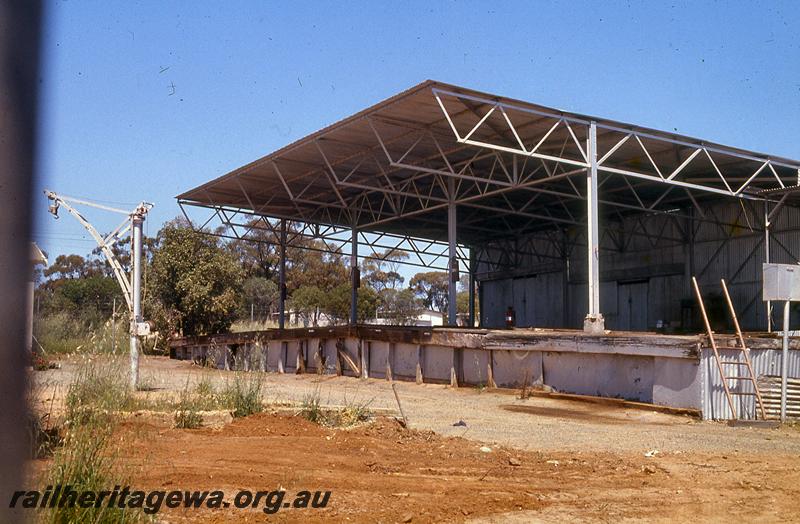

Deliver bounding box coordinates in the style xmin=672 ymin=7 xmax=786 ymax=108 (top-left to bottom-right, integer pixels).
xmin=37 ymin=217 xmax=473 ymax=350
xmin=149 ymin=219 xmax=244 ymax=337
xmin=409 ymin=271 xmax=450 ymax=313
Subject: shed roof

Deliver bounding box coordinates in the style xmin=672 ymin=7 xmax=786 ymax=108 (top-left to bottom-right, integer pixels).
xmin=178 ymin=80 xmax=800 ymax=246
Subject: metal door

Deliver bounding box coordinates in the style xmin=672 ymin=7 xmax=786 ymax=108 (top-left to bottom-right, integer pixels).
xmin=617 ymin=281 xmax=649 ymax=331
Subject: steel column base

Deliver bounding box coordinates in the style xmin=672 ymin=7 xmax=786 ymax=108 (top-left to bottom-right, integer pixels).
xmin=583 ymin=314 xmax=606 ymax=334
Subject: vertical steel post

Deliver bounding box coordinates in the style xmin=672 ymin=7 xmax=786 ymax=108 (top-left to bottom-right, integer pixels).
xmin=350 ymin=223 xmax=359 ymax=325
xmin=782 ymin=300 xmax=790 ymax=422
xmin=112 ymin=297 xmax=117 ymax=353
xmin=448 ymin=178 xmax=458 ymax=326
xmin=130 ymin=214 xmax=143 ymax=390
xmin=765 ymin=201 xmax=772 ymax=332
xmin=584 ymin=121 xmax=604 ymax=333
xmin=561 ymin=228 xmax=570 ymax=327
xmin=468 ymin=248 xmax=476 ymax=327
xmin=26 ymin=277 xmax=34 ymax=357
xmin=279 ymin=219 xmax=286 ymax=329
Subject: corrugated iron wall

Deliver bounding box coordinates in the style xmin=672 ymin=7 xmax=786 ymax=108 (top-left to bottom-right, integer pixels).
xmin=477 ymin=200 xmax=800 ymax=330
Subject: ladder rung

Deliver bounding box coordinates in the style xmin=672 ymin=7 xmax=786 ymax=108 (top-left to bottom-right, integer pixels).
xmin=724 ymin=376 xmax=754 ymax=381
xmin=719 ymin=361 xmax=750 ymax=365
xmin=729 ymin=391 xmax=757 ymax=396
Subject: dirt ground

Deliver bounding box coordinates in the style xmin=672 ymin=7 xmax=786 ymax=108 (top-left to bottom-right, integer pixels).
xmin=30 ymin=356 xmax=800 ymax=522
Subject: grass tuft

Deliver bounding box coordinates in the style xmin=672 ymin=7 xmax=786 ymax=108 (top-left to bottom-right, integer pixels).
xmin=219 ymin=372 xmax=265 ymax=418
xmin=174 ymin=379 xmax=203 ymax=429
xmin=299 ymin=388 xmax=372 ymax=427
xmin=300 ymin=387 xmax=324 ymax=424
xmin=65 ymin=356 xmax=134 ymax=424
xmin=43 ymin=356 xmax=145 ymax=523
xmin=195 ymin=374 xmax=215 ymax=397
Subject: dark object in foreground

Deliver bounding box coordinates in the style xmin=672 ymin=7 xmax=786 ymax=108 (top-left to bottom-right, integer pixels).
xmin=391 ymin=383 xmax=409 ymax=428
xmin=726 ymin=420 xmax=781 ymax=429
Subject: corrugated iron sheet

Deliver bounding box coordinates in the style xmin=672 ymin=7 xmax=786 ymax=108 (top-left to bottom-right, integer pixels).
xmin=702 ymin=347 xmax=800 ymax=420
xmin=758 ymin=376 xmax=800 ymax=418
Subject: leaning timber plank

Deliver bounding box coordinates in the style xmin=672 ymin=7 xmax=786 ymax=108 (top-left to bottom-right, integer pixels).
xmin=338 ymin=350 xmax=360 ymax=376
xmin=486 ymin=350 xmax=497 ymax=389
xmin=450 ymin=348 xmax=460 ymax=388
xmin=296 ymin=339 xmax=306 ymax=374
xmin=277 ymin=341 xmax=286 ymax=374
xmin=416 ymin=345 xmax=424 ymax=384
xmin=336 ymin=339 xmax=361 ymax=376
xmin=386 ymin=342 xmax=395 ymax=382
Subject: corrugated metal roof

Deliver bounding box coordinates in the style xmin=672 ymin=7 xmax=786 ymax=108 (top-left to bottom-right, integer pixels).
xmin=178 ymin=80 xmax=800 ymax=244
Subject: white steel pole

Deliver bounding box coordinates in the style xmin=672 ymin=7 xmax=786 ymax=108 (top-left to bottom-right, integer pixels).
xmin=585 ymin=121 xmax=604 ymax=333
xmin=782 ymin=300 xmax=790 ymax=422
xmin=130 ymin=214 xmax=143 ymax=390
xmin=278 ymin=219 xmax=286 ymax=330
xmin=112 ymin=296 xmax=117 ymax=353
xmin=448 ymin=178 xmax=458 ymax=326
xmin=765 ymin=201 xmax=772 ymax=332
xmin=350 ymin=223 xmax=359 ymax=325
xmin=468 ymin=248 xmax=476 ymax=327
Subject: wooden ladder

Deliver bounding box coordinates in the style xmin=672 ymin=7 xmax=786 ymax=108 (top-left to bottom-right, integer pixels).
xmin=692 ymin=277 xmax=767 ymax=420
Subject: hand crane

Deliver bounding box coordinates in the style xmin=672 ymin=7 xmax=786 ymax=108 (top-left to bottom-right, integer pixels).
xmin=45 ymin=190 xmax=153 ymax=390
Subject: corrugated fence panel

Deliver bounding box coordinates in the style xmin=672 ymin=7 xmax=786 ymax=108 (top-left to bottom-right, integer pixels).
xmin=702 ymin=347 xmax=800 ymax=420
xmin=758 ymin=376 xmax=800 ymax=418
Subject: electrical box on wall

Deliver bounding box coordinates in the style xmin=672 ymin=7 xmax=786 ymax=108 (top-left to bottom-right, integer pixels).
xmin=763 ymin=263 xmax=800 ymax=301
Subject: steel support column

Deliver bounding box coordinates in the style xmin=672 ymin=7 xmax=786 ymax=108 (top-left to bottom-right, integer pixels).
xmin=468 ymin=248 xmax=476 ymax=327
xmin=350 ymin=223 xmax=359 ymax=325
xmin=684 ymin=206 xmax=695 ymax=324
xmin=279 ymin=219 xmax=286 ymax=329
xmin=129 ymin=214 xmax=143 ymax=389
xmin=584 ymin=121 xmax=605 ymax=333
xmin=448 ymin=178 xmax=458 ymax=326
xmin=765 ymin=201 xmax=772 ymax=332
xmin=782 ymin=300 xmax=790 ymax=421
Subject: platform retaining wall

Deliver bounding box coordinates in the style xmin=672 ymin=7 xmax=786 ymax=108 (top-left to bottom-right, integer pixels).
xmin=169 ymin=326 xmax=800 ymax=420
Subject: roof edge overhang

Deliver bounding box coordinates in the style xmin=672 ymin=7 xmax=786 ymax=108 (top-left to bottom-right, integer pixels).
xmin=178 ymin=79 xmax=800 ymax=201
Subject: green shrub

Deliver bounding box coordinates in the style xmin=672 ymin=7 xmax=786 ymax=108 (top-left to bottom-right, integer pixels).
xmin=299 ymin=388 xmax=372 ymax=427
xmin=300 ymin=388 xmax=324 ymax=424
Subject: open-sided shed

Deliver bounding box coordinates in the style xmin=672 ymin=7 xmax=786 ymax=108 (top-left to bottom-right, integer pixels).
xmin=178 ymin=80 xmax=800 ymax=333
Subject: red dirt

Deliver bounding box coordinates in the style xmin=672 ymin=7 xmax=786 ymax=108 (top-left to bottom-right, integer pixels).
xmin=106 ymin=413 xmax=800 ymax=523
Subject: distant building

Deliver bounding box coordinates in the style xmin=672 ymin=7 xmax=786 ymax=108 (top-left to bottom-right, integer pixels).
xmin=414 ymin=310 xmax=444 ymax=327
xmin=372 ymin=309 xmax=444 ymax=327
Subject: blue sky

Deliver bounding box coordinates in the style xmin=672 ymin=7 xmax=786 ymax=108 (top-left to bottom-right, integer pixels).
xmin=35 ymin=0 xmax=800 ymax=262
